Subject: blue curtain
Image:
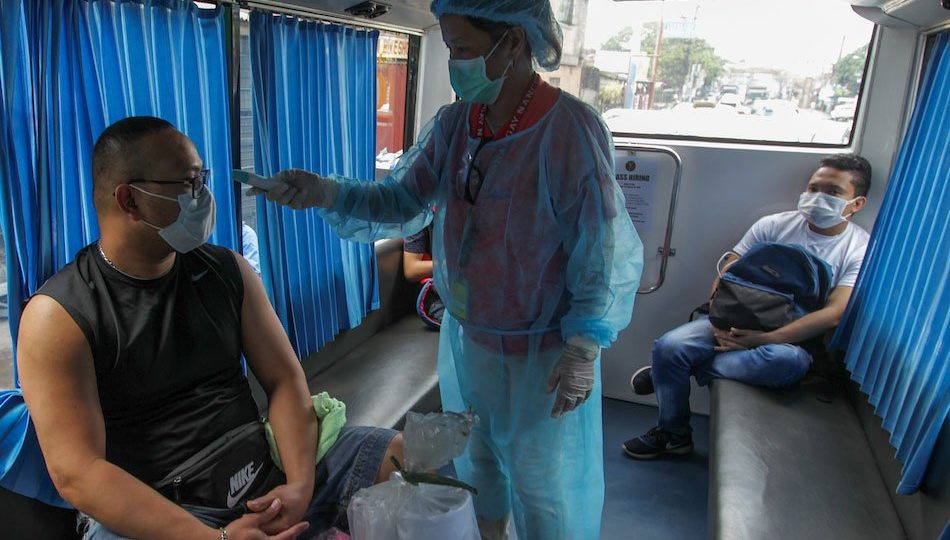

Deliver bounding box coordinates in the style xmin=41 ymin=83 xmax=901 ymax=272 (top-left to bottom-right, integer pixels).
xmin=831 ymin=31 xmax=949 ymax=496
xmin=0 ymin=0 xmax=235 ymax=507
xmin=250 ymin=12 xmax=379 ymax=357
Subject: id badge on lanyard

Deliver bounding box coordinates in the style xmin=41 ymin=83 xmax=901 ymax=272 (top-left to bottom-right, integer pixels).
xmin=452 ymin=211 xmax=476 ymax=321
xmin=449 ymin=275 xmax=470 ymax=321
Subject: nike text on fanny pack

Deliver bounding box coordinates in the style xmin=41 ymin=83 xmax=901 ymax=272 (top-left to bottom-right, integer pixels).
xmin=227 ymin=461 xmax=261 ymax=508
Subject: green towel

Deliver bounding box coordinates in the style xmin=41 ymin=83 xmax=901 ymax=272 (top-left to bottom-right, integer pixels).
xmin=265 ymin=392 xmax=347 ymax=471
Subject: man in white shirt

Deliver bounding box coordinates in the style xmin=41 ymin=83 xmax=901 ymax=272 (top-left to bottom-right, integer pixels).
xmin=623 ymin=154 xmax=872 ymax=459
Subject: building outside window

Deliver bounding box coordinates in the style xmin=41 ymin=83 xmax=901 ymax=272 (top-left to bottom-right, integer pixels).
xmin=539 ymin=0 xmax=874 ymax=145
xmin=376 ymin=32 xmax=411 ymax=172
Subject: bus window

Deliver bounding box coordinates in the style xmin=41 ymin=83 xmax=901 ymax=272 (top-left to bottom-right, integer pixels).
xmin=238 ymin=22 xmax=413 ymax=224
xmin=0 ymin=232 xmax=9 ymax=390
xmin=238 ymin=10 xmax=257 ymax=235
xmin=376 ymin=31 xmax=411 ymax=171
xmin=544 ymin=0 xmax=874 ymax=145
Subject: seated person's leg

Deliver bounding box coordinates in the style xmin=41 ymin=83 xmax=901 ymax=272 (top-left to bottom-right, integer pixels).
xmin=375 ymin=430 xmax=404 ymax=484
xmin=695 ymin=343 xmax=812 ymax=389
xmin=79 ymin=517 xmax=135 ymax=540
xmin=651 ymin=318 xmax=718 ymax=435
xmin=305 ymin=427 xmax=402 ymax=532
xmin=81 ymin=428 xmax=403 ymax=538
xmin=624 ymin=319 xmax=717 ymax=459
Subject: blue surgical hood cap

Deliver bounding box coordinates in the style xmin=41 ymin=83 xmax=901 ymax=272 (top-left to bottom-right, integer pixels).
xmin=430 ymin=0 xmax=564 ymax=71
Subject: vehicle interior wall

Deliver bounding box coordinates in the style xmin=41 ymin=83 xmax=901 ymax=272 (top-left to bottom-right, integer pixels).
xmin=2 ymin=3 xmax=945 ymax=534
xmin=415 ymin=25 xmax=453 ymax=140
xmin=271 ymin=1 xmax=941 ymax=414
xmin=604 ymin=22 xmax=921 ymax=409
xmin=383 ymin=3 xmax=925 ymax=410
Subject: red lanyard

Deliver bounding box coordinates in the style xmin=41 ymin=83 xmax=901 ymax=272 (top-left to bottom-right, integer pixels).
xmin=474 ymin=74 xmax=540 ymax=139
xmin=465 ymin=75 xmax=541 ymax=205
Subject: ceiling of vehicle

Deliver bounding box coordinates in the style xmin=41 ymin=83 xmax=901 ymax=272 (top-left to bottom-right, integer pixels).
xmin=263 ymin=0 xmax=948 ymax=33
xmin=849 ymin=0 xmax=950 ymax=29
xmin=269 ymin=0 xmax=438 ymax=31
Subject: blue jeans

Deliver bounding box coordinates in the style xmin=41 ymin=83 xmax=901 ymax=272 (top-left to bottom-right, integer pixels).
xmin=652 ymin=318 xmax=812 ymax=436
xmin=79 ymin=426 xmax=397 ymax=539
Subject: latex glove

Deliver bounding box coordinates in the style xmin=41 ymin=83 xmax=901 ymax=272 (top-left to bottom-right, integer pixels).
xmin=247 ymin=168 xmax=338 ymax=210
xmin=546 ymin=336 xmax=600 ymax=418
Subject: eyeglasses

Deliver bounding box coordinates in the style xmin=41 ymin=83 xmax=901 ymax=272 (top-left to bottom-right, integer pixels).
xmin=128 ymin=169 xmax=210 ymax=199
xmin=464 ymin=139 xmax=491 ymax=204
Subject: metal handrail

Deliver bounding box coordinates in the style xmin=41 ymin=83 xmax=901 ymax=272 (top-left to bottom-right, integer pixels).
xmin=614 ymin=144 xmax=683 ymax=294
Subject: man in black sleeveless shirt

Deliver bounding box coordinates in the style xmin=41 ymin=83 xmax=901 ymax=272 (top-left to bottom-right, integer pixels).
xmin=17 ymin=117 xmax=403 ymax=539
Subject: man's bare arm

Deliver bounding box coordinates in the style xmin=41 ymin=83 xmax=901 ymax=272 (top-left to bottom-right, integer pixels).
xmin=17 ymin=296 xmax=218 ymax=540
xmin=767 ymin=285 xmax=853 ymax=343
xmin=235 ymin=253 xmax=317 ymax=529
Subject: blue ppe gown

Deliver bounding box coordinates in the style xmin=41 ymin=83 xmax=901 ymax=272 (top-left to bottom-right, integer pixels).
xmin=319 ymin=92 xmax=643 ymax=540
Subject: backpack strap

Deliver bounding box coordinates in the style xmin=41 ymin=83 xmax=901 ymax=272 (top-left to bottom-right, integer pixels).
xmin=689 ymin=302 xmax=711 ymax=322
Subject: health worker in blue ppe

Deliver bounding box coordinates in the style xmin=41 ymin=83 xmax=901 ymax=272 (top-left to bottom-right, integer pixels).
xmin=251 ymin=1 xmax=643 ymax=538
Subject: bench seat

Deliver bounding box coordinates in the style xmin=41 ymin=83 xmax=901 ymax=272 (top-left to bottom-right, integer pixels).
xmin=709 ymin=379 xmax=905 ymax=540
xmin=306 ymin=314 xmax=439 ymax=429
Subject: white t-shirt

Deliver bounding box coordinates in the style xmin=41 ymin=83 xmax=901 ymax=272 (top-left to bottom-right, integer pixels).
xmin=733 ymin=211 xmax=870 ymax=288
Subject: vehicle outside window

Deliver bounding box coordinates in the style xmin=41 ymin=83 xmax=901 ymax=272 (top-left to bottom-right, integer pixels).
xmin=830 ymin=96 xmax=857 ymax=122
xmin=540 ymin=0 xmax=875 ymax=145
xmin=238 ymin=11 xmax=257 ymax=234
xmin=0 ymin=232 xmax=10 ymax=390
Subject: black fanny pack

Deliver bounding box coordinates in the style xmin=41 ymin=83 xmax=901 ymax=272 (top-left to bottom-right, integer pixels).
xmin=154 ymin=421 xmax=285 ymax=509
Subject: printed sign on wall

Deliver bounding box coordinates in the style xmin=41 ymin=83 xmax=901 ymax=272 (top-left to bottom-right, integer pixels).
xmin=615 ymin=154 xmax=659 ymax=233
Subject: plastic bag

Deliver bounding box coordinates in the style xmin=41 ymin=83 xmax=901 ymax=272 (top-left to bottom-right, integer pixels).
xmin=403 ymin=410 xmax=476 ymax=471
xmin=347 ymin=411 xmax=480 ymax=540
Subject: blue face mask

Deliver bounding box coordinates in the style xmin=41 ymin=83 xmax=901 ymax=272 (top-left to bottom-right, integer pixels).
xmin=448 ymin=31 xmax=512 ymax=105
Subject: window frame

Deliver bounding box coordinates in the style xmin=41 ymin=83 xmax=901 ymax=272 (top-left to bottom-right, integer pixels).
xmin=403 ymin=34 xmax=422 ymax=150
xmin=0 ymin=231 xmax=9 ymax=390
xmin=225 ymin=4 xmax=243 ymax=248
xmin=224 ymin=6 xmax=422 ymax=245
xmin=586 ymin=14 xmax=878 ymax=149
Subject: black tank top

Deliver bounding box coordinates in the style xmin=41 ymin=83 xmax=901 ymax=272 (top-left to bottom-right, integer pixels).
xmin=36 ymin=243 xmax=259 ymax=484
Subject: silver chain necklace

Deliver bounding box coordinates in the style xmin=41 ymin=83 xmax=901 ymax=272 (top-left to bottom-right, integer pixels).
xmin=97 ymin=241 xmax=145 ymax=280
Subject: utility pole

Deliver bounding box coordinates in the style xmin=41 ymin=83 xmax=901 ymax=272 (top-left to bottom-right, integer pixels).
xmin=647 ymin=3 xmax=665 ymax=109
xmin=681 ymin=4 xmax=700 ymax=101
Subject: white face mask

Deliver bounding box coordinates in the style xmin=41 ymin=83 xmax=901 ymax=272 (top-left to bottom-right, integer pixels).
xmin=798 ymin=191 xmax=858 ymax=229
xmin=131 ymin=185 xmax=216 ymax=252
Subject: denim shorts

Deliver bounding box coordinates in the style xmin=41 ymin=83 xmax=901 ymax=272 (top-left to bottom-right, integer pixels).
xmin=79 ymin=426 xmax=397 ymax=539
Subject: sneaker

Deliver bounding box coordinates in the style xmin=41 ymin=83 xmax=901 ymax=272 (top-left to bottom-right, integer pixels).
xmin=622 ymin=427 xmax=694 ymax=460
xmin=629 ymin=366 xmax=655 ymax=395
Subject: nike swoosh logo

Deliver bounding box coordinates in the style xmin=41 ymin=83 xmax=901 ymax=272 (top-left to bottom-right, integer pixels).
xmin=191 ymin=269 xmax=209 ymax=282
xmin=226 ymin=464 xmax=262 ymax=508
